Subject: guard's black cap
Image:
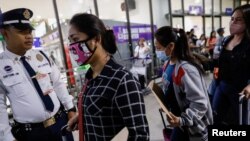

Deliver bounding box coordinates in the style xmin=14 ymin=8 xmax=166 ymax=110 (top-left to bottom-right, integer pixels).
xmin=0 ymin=8 xmax=34 ymax=30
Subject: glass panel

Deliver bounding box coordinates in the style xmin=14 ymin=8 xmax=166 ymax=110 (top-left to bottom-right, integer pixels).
xmin=128 ymin=0 xmax=152 ymax=50
xmin=214 ymin=17 xmax=221 ymax=34
xmin=172 ymin=17 xmax=183 ymax=29
xmin=171 ymin=0 xmax=183 ymax=15
xmin=98 ymin=0 xmax=131 ymax=70
xmin=152 ymin=0 xmax=170 ymax=28
xmin=184 ymin=0 xmax=203 ymax=15
xmin=221 ymin=0 xmax=234 ymax=15
xmin=184 ymin=16 xmax=203 ymax=37
xmin=128 ymin=0 xmax=156 ymax=80
xmin=128 ymin=0 xmax=151 ymax=55
xmin=213 ymin=0 xmax=221 ymax=15
xmin=98 ymin=0 xmax=126 ymax=21
xmin=204 ymin=0 xmax=212 ymax=14
xmin=241 ymin=0 xmax=248 ymax=5
xmin=205 ymin=17 xmax=212 ymax=37
xmin=221 ymin=16 xmax=231 ymax=36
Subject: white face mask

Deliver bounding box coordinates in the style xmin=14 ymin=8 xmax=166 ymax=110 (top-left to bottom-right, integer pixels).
xmin=156 ymin=50 xmax=169 ymax=62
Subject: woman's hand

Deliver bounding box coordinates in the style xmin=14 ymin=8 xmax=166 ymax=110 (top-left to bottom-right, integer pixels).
xmin=241 ymin=84 xmax=250 ymax=99
xmin=166 ymin=112 xmax=181 ymax=127
xmin=67 ymin=113 xmax=79 ymax=131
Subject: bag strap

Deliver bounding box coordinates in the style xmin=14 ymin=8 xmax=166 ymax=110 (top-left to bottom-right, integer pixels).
xmin=162 ymin=60 xmax=170 ymax=72
xmin=39 ymin=50 xmax=52 ymax=67
xmin=159 ymin=109 xmax=167 ymax=129
xmin=220 ymin=36 xmax=231 ymax=51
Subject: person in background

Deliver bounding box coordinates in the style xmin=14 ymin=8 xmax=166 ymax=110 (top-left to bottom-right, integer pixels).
xmin=212 ymin=4 xmax=250 ymax=125
xmin=50 ymin=51 xmax=58 ymax=65
xmin=155 ymin=26 xmax=213 ymax=141
xmin=213 ymin=27 xmax=225 ymax=61
xmin=206 ymin=31 xmax=217 ymax=58
xmin=195 ymin=34 xmax=207 ymax=53
xmin=134 ymin=38 xmax=150 ymax=59
xmin=190 ymin=28 xmax=198 ymax=45
xmin=130 ymin=38 xmax=151 ymax=92
xmin=66 ymin=13 xmax=149 ymax=141
xmin=186 ymin=31 xmax=196 ymax=49
xmin=0 ymin=8 xmax=75 ymax=141
xmin=196 ymin=34 xmax=207 ymax=48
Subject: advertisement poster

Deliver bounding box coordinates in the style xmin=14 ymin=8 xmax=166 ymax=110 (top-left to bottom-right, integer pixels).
xmin=113 ymin=24 xmax=157 ymax=43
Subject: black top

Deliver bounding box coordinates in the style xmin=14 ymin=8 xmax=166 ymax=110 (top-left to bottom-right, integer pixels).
xmin=218 ymin=35 xmax=250 ymax=91
xmin=82 ymin=58 xmax=149 ymax=141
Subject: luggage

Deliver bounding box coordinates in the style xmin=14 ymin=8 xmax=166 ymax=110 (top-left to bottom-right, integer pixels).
xmin=159 ymin=109 xmax=172 ymax=141
xmin=239 ymin=94 xmax=250 ymax=125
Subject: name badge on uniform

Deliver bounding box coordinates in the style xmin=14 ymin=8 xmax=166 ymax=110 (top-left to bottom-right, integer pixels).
xmin=34 ymin=73 xmax=54 ymax=95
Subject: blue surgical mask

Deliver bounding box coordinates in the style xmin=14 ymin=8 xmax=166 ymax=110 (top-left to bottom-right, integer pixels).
xmin=156 ymin=51 xmax=169 ymax=62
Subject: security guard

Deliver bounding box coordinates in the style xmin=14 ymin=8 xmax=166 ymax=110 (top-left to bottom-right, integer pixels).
xmin=0 ymin=8 xmax=76 ymax=141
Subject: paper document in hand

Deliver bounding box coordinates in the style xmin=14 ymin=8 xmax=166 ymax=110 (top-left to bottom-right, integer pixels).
xmin=111 ymin=127 xmax=128 ymax=141
xmin=148 ymin=80 xmax=171 ymax=117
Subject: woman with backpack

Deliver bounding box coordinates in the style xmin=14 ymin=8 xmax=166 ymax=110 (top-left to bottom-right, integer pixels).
xmin=154 ymin=26 xmax=213 ymax=141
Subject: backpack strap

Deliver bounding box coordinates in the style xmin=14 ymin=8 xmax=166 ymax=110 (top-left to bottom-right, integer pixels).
xmin=220 ymin=36 xmax=231 ymax=51
xmin=162 ymin=60 xmax=170 ymax=72
xmin=39 ymin=50 xmax=52 ymax=67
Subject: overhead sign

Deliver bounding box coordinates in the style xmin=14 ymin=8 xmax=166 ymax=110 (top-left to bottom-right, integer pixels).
xmin=113 ymin=24 xmax=157 ymax=43
xmin=189 ymin=5 xmax=203 ymax=15
xmin=33 ymin=37 xmax=41 ymax=48
xmin=225 ymin=8 xmax=233 ymax=15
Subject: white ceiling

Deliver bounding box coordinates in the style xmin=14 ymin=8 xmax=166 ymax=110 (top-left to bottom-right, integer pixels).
xmin=0 ymin=0 xmax=94 ymax=20
xmin=1 ymin=0 xmax=128 ymax=21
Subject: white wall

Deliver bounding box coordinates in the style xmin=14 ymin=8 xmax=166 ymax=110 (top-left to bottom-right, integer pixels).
xmin=221 ymin=16 xmax=231 ymax=36
xmin=98 ymin=0 xmax=170 ymax=27
xmin=1 ymin=0 xmax=232 ymax=37
xmin=185 ymin=16 xmax=203 ymax=37
xmin=97 ymin=0 xmax=126 ymax=21
xmin=0 ymin=0 xmax=95 ymax=19
xmin=152 ymin=0 xmax=170 ymax=28
xmin=98 ymin=0 xmax=152 ymax=24
xmin=171 ymin=0 xmax=182 ymax=14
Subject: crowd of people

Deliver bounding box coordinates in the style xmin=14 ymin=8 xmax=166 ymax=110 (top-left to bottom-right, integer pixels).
xmin=0 ymin=3 xmax=250 ymax=141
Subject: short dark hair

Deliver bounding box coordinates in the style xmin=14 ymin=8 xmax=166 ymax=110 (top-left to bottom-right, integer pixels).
xmin=69 ymin=13 xmax=117 ymax=54
xmin=217 ymin=28 xmax=224 ymax=34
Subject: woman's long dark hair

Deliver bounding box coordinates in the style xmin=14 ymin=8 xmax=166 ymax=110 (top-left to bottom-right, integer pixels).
xmin=155 ymin=26 xmax=204 ymax=73
xmin=209 ymin=31 xmax=216 ymax=42
xmin=69 ymin=13 xmax=117 ymax=54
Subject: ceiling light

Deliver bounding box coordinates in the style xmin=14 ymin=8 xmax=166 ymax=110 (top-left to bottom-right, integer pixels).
xmin=78 ymin=0 xmax=83 ymax=4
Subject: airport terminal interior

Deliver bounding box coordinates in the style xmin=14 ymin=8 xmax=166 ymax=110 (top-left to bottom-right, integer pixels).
xmin=0 ymin=0 xmax=249 ymax=140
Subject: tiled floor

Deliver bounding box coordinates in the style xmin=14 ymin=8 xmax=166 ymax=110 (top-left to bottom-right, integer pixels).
xmin=72 ymin=73 xmax=213 ymax=141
